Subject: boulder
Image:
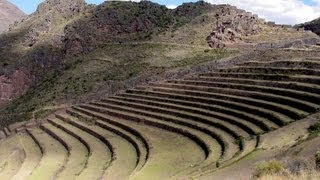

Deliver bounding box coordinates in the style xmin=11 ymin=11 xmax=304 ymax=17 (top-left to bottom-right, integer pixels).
xmin=0 ymin=130 xmax=6 ymax=139
xmin=3 ymin=127 xmax=11 ymax=136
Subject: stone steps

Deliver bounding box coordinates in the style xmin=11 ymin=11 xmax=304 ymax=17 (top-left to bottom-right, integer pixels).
xmin=199 ymin=73 xmax=320 ymax=85
xmin=40 ymin=123 xmax=89 ymax=180
xmin=126 ymin=89 xmax=279 ymax=130
xmin=11 ymin=133 xmax=42 ymax=180
xmin=65 ymin=108 xmax=150 ymax=173
xmin=26 ymin=128 xmax=68 ymax=180
xmin=136 ymin=86 xmax=293 ymax=126
xmin=187 ymin=76 xmax=320 ymax=94
xmin=239 ymin=60 xmax=320 ymax=69
xmin=78 ymin=103 xmax=223 ymax=164
xmin=217 ymin=67 xmax=320 ymax=76
xmin=158 ymin=80 xmax=319 ymax=114
xmin=47 ymin=118 xmax=112 ymax=180
xmin=111 ymin=95 xmax=262 ymax=135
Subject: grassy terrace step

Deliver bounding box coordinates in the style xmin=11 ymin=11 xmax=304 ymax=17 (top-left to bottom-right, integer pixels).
xmin=97 ymin=98 xmax=246 ymax=159
xmin=217 ymin=67 xmax=320 ymax=76
xmin=126 ymin=89 xmax=279 ymax=131
xmin=200 ymin=73 xmax=320 ymax=85
xmin=117 ymin=93 xmax=267 ymax=134
xmin=137 ymin=86 xmax=292 ymax=126
xmin=164 ymin=81 xmax=319 ymax=116
xmin=164 ymin=80 xmax=320 ymax=109
xmin=95 ymin=121 xmax=144 ymax=178
xmin=111 ymin=95 xmax=262 ymax=135
xmin=100 ymin=97 xmax=259 ymax=164
xmin=65 ymin=108 xmax=150 ymax=173
xmin=40 ymin=123 xmax=88 ymax=180
xmin=76 ymin=103 xmax=223 ymax=164
xmin=11 ymin=133 xmax=42 ymax=180
xmin=26 ymin=128 xmax=68 ymax=180
xmin=89 ymin=100 xmax=244 ymax=163
xmin=0 ymin=134 xmax=26 ymax=180
xmin=65 ymin=107 xmax=151 ymax=174
xmin=107 ymin=96 xmax=252 ymax=138
xmin=152 ymin=81 xmax=317 ymax=115
xmin=76 ymin=104 xmax=241 ymax=173
xmin=55 ymin=113 xmax=139 ymax=179
xmin=91 ymin=99 xmax=241 ymax=140
xmin=70 ymin=107 xmax=210 ymax=179
xmin=239 ymin=60 xmax=320 ymax=69
xmin=187 ymin=76 xmax=320 ymax=95
xmin=47 ymin=118 xmax=112 ymax=180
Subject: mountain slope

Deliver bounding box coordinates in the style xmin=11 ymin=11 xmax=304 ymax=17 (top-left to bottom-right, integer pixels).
xmin=0 ymin=0 xmax=26 ymax=33
xmin=0 ymin=0 xmax=319 ymax=127
xmin=0 ymin=0 xmax=87 ymax=104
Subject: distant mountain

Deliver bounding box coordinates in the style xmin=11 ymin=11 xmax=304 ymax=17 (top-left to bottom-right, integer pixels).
xmin=297 ymin=17 xmax=320 ymax=36
xmin=0 ymin=0 xmax=26 ymax=32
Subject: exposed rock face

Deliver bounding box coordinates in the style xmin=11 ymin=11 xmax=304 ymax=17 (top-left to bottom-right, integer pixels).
xmin=0 ymin=0 xmax=26 ymax=33
xmin=0 ymin=69 xmax=34 ymax=102
xmin=207 ymin=6 xmax=263 ymax=48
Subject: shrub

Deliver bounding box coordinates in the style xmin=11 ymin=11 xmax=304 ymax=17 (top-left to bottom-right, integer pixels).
xmin=316 ymin=150 xmax=320 ymax=170
xmin=254 ymin=160 xmax=286 ymax=178
xmin=308 ymin=122 xmax=320 ymax=135
xmin=235 ymin=137 xmax=244 ymax=151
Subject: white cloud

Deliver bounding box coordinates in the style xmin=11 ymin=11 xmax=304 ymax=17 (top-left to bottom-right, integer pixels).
xmin=204 ymin=0 xmax=320 ymax=25
xmin=167 ymin=5 xmax=177 ymax=9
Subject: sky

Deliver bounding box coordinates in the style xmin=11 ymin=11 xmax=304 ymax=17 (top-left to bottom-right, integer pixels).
xmin=8 ymin=0 xmax=320 ymax=25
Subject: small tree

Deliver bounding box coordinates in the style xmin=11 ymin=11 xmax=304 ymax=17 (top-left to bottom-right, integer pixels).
xmin=315 ymin=150 xmax=320 ymax=170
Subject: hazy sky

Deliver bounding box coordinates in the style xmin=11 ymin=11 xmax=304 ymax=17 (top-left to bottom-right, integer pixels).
xmin=8 ymin=0 xmax=320 ymax=25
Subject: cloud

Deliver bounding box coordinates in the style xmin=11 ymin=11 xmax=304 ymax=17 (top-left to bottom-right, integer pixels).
xmin=204 ymin=0 xmax=320 ymax=25
xmin=166 ymin=5 xmax=177 ymax=9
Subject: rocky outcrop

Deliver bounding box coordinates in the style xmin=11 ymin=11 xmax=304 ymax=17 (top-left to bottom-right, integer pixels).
xmin=0 ymin=0 xmax=26 ymax=33
xmin=0 ymin=69 xmax=34 ymax=102
xmin=207 ymin=6 xmax=263 ymax=48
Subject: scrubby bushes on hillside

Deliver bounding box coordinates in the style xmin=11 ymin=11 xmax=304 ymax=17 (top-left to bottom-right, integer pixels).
xmin=254 ymin=159 xmax=320 ymax=179
xmin=254 ymin=160 xmax=286 ymax=178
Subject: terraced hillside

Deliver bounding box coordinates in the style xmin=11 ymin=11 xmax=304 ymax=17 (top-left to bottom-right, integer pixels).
xmin=1 ymin=59 xmax=320 ymax=179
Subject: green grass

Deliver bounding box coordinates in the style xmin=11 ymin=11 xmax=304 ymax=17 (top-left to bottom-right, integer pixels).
xmin=308 ymin=122 xmax=320 ymax=136
xmin=34 ymin=109 xmax=56 ymax=120
xmin=254 ymin=160 xmax=285 ymax=178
